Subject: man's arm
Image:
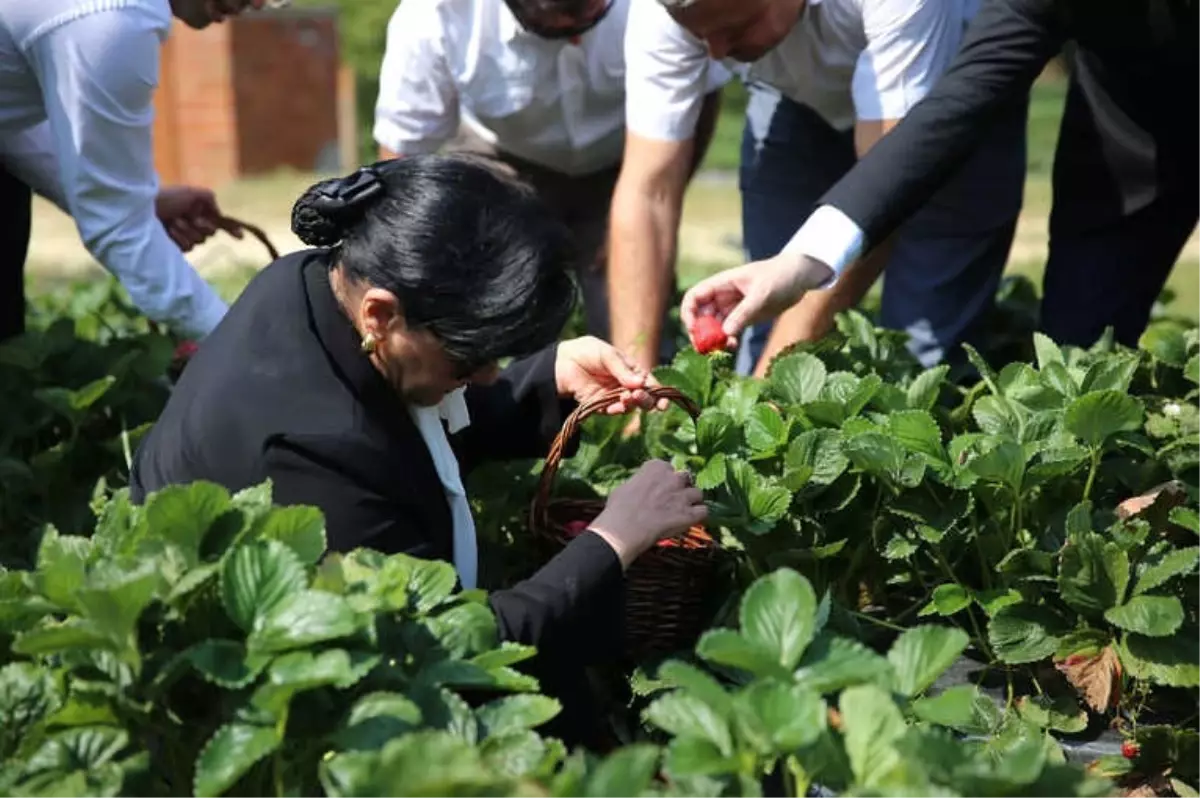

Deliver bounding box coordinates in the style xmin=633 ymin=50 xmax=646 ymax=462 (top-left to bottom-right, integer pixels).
xmin=750 ymin=121 xmax=900 ymax=376
xmin=372 ymin=0 xmax=458 ymax=161
xmin=799 ymin=0 xmax=1064 ymax=262
xmin=27 ymin=8 xmax=228 ymax=339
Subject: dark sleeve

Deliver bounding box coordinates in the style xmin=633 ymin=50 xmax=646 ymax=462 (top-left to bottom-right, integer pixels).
xmin=452 ymin=344 xmax=578 ymax=472
xmin=261 ymin=436 xmax=622 ymax=665
xmin=821 ymin=0 xmax=1066 ymax=246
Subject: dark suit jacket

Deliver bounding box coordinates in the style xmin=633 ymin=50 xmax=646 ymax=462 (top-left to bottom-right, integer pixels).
xmin=131 ymin=248 xmax=623 ymax=671
xmin=821 ymin=0 xmax=1198 ymax=244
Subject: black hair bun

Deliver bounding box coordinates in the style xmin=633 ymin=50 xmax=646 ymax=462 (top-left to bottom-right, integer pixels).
xmin=291 ymin=178 xmax=349 ymax=247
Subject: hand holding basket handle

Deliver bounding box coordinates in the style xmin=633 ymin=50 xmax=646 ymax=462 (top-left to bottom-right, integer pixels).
xmin=588 ymin=459 xmax=708 ymax=568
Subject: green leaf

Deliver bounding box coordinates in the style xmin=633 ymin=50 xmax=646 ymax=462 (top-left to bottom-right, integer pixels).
xmin=1170 ymin=507 xmax=1199 ymax=535
xmin=248 ymin=590 xmax=362 ymax=654
xmin=887 ymin=625 xmax=969 ymax=697
xmin=221 ymin=540 xmax=306 ymax=633
xmin=657 ymin=661 xmax=734 ymax=717
xmin=75 ymin=560 xmax=163 ymax=649
xmin=1119 ymin=631 xmax=1200 ymax=687
xmin=918 ymin=584 xmax=972 ymax=618
xmin=745 ymin=404 xmax=789 ymax=454
xmin=1033 ymin=333 xmax=1065 ymax=370
xmin=740 ymin=569 xmax=817 ymax=671
xmin=586 ymin=744 xmax=661 ymax=798
xmin=1104 ymin=595 xmax=1184 ymax=637
xmin=1017 ymin=693 xmax=1088 ymax=734
xmin=477 ymin=695 xmax=561 ymax=738
xmin=844 ymin=432 xmax=922 ymax=488
xmin=480 ymin=730 xmax=548 ymax=780
xmin=794 ymin=634 xmax=894 ymax=694
xmin=194 ymin=723 xmax=281 ymax=797
xmin=1139 ymin=323 xmax=1190 ymax=366
xmin=975 ymin=588 xmax=1023 ymax=617
xmin=1065 ymin=390 xmax=1145 ymax=448
xmin=645 ymin=691 xmax=733 ymax=755
xmin=144 ymin=482 xmax=231 ymax=567
xmin=1081 ymin=353 xmax=1141 ymax=394
xmin=178 ymin=640 xmax=267 ymax=688
xmin=34 ymin=530 xmax=89 ymax=612
xmin=839 ymin=684 xmax=907 ymax=788
xmin=662 ymin=736 xmax=738 ymax=778
xmin=768 ymin=352 xmax=827 ymax=405
xmin=1185 ymin=354 xmax=1199 ymax=385
xmin=887 ymin=410 xmax=946 ymax=464
xmin=426 ymin=602 xmax=498 ymax=659
xmin=1042 ymin=362 xmax=1080 ymax=400
xmin=695 ymin=629 xmax=787 ymax=679
xmin=785 ymin=429 xmax=848 ymax=486
xmin=23 ymin=725 xmax=129 ymax=778
xmin=320 ymin=731 xmax=500 ymax=797
xmin=1058 ymin=532 xmax=1130 ymax=618
xmin=988 ymin=604 xmax=1069 ymax=664
xmin=252 ymin=649 xmax=377 ymax=715
xmin=333 ymin=692 xmax=423 ymax=752
xmin=0 ymin=662 xmax=61 ymax=759
xmin=695 ymin=453 xmax=728 ymax=491
xmin=252 ymin=506 xmax=326 ymax=565
xmin=912 ymin=685 xmax=1001 ymax=735
xmin=723 ymin=459 xmax=792 ymax=535
xmin=967 ymin=439 xmax=1026 ymax=493
xmin=906 ymin=366 xmax=949 ymax=411
xmin=12 ymin=620 xmax=114 ymax=657
xmin=733 ymin=681 xmax=825 ymax=753
xmin=972 ymin=395 xmax=1022 ymax=438
xmin=407 ymin=558 xmax=460 ymax=613
xmin=1134 ymin=546 xmax=1200 ymax=594
xmin=696 ymin=410 xmax=739 ymax=458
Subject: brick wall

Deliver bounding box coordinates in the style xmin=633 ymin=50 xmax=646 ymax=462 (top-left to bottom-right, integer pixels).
xmin=153 ymin=8 xmax=344 ymax=188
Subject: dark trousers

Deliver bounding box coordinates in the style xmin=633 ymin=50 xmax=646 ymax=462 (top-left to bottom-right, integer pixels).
xmin=736 ymin=82 xmax=1027 ymax=374
xmin=0 ymin=166 xmax=32 ymax=342
xmin=1042 ymin=191 xmax=1197 ymax=348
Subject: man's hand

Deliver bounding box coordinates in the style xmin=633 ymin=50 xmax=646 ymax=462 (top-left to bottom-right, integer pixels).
xmin=155 ymin=186 xmax=244 ymax=252
xmin=680 ymin=253 xmax=836 ymax=346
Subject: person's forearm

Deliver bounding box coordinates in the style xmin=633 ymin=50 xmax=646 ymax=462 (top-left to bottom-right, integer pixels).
xmin=752 ymin=238 xmax=895 ymax=377
xmin=608 ymin=187 xmax=683 ymax=372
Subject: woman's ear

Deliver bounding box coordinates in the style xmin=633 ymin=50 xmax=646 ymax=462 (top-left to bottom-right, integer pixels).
xmin=360 ymin=288 xmax=406 ymax=340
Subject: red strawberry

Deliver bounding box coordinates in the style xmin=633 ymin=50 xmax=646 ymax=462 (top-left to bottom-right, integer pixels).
xmin=563 ymin=520 xmax=590 ymax=539
xmin=174 ymin=340 xmax=199 ymax=361
xmin=691 ymin=315 xmax=728 ymax=355
xmin=1121 ymin=741 xmax=1139 ymax=760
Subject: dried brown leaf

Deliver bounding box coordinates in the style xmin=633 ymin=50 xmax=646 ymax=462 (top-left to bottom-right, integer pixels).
xmin=1055 ymin=645 xmax=1123 ymax=713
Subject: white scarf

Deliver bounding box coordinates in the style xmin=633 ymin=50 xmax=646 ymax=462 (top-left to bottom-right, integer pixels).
xmin=405 ymin=387 xmax=478 ymax=589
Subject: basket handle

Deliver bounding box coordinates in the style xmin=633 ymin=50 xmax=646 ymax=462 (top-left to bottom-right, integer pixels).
xmin=219 ymin=215 xmax=280 ymax=261
xmin=530 ymin=385 xmax=702 ymax=534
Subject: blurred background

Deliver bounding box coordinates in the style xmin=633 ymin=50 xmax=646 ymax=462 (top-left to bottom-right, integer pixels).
xmin=23 ymin=0 xmax=1198 ymax=321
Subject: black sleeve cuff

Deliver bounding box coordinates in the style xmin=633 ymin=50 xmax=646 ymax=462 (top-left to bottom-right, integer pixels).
xmin=488 ymin=530 xmax=624 ymax=666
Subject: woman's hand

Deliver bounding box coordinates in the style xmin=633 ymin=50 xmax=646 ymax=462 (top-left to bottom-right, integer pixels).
xmin=588 ymin=460 xmax=708 ymax=568
xmin=155 ymin=186 xmax=244 ymax=252
xmin=555 ymin=336 xmax=666 ymax=414
xmin=679 ymin=253 xmax=836 ymax=346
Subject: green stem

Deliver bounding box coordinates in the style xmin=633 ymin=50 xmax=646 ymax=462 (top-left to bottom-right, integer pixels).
xmin=851 ymin=611 xmax=908 ymax=633
xmin=965 ymin=606 xmax=996 ymax=662
xmin=1083 ymin=449 xmax=1101 ymax=501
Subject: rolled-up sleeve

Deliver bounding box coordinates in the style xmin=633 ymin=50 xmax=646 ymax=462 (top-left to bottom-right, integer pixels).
xmin=623 ymin=0 xmax=731 ymax=142
xmin=851 ymin=0 xmax=962 ymax=121
xmin=25 ymin=7 xmax=228 ymax=339
xmin=372 ymin=1 xmax=460 ymax=155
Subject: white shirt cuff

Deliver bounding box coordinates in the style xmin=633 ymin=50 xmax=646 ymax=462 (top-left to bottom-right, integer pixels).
xmin=780 ymin=205 xmax=867 ymax=289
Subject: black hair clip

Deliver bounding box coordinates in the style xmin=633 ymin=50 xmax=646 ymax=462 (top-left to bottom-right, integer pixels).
xmin=313 ymin=166 xmax=385 ymax=217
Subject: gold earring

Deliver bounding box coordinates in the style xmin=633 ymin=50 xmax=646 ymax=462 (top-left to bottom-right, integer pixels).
xmin=360 ymin=333 xmax=378 ymax=354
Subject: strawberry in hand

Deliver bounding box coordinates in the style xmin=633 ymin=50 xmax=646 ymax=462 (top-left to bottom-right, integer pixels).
xmin=690 ymin=315 xmax=730 ymax=355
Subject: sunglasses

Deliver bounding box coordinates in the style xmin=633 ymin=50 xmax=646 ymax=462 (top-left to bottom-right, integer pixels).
xmin=508 ymin=0 xmax=614 ymax=39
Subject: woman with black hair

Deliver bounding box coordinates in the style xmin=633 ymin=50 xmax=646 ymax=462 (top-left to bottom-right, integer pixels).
xmin=130 ymin=153 xmax=707 ymax=745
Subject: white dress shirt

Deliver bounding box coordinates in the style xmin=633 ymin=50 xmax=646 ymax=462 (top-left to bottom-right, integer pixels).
xmin=0 ymin=0 xmax=228 ymax=339
xmin=625 ymin=0 xmax=978 ymax=280
xmin=373 ymin=0 xmax=728 ymax=177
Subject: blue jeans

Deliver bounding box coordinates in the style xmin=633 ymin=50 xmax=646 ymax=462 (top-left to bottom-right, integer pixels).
xmin=735 ymin=82 xmax=1028 ymax=375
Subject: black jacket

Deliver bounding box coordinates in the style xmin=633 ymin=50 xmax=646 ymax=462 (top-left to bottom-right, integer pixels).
xmin=821 ymin=0 xmax=1198 ymax=243
xmin=131 ymin=249 xmax=623 ymax=670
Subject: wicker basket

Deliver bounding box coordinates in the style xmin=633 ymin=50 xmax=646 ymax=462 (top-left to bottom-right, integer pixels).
xmin=531 ymin=385 xmax=722 ymax=662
